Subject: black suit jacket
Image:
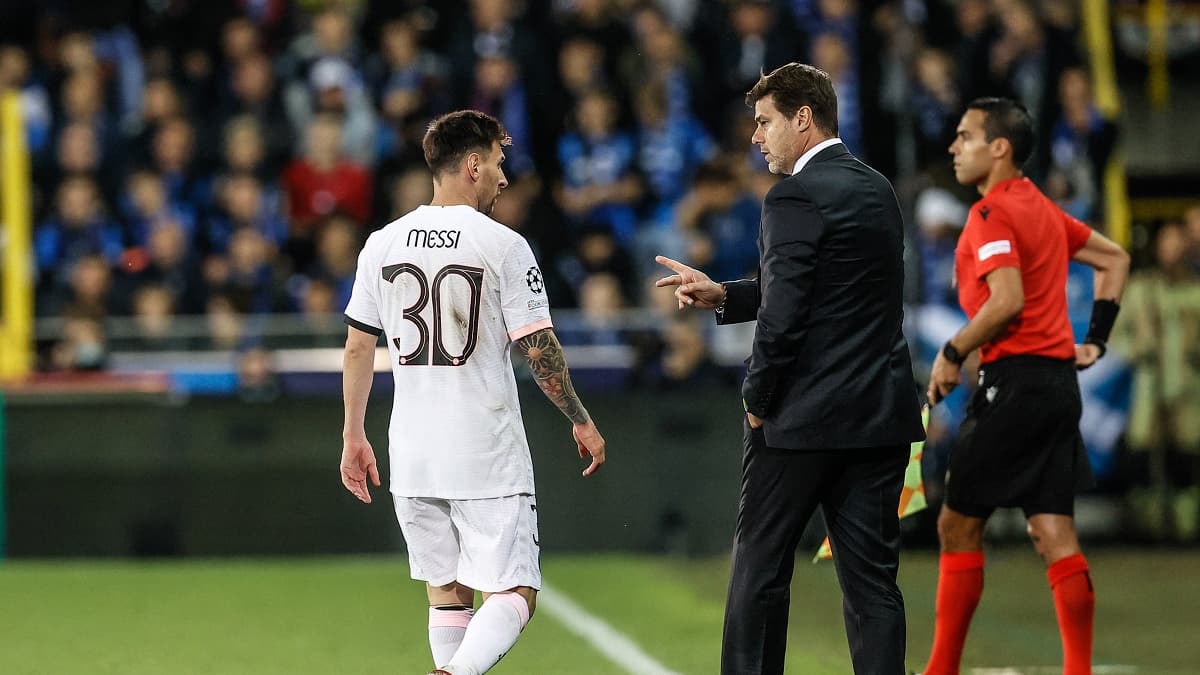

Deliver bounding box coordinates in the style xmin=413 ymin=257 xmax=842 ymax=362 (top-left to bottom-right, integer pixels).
xmin=718 ymin=143 xmax=925 ymax=450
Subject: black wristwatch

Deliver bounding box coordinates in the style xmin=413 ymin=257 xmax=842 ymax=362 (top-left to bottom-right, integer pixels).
xmin=942 ymin=340 xmax=966 ymax=366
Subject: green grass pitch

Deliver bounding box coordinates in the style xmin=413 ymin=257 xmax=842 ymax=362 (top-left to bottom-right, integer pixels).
xmin=0 ymin=550 xmax=1196 ymax=674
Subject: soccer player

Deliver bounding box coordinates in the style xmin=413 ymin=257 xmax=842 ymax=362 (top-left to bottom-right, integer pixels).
xmin=922 ymin=98 xmax=1129 ymax=675
xmin=338 ymin=110 xmax=606 ymax=675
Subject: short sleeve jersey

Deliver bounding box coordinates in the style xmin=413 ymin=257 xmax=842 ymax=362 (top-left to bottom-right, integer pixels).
xmin=344 ymin=205 xmax=552 ymax=499
xmin=954 ymin=177 xmax=1093 ymax=364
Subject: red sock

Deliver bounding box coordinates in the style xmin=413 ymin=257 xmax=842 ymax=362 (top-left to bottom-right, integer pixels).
xmin=923 ymin=551 xmax=984 ymax=675
xmin=1048 ymin=553 xmax=1094 ymax=675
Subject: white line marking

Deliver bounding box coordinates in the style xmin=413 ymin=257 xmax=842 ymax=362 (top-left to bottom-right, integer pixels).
xmin=969 ymin=662 xmax=1137 ymax=667
xmin=538 ymin=582 xmax=682 ymax=675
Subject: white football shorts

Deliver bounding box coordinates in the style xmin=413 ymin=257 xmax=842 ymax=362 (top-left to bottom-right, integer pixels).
xmin=392 ymin=493 xmax=542 ymax=592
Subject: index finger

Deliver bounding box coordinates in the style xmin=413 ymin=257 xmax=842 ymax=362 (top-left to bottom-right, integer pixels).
xmin=655 ymin=255 xmax=690 ymax=274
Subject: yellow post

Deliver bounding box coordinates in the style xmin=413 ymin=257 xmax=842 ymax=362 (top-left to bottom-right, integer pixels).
xmin=1082 ymin=0 xmax=1132 ymax=249
xmin=1146 ymin=0 xmax=1171 ymax=110
xmin=1 ymin=90 xmax=33 ymax=381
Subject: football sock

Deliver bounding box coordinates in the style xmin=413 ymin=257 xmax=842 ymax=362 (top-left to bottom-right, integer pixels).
xmin=924 ymin=551 xmax=985 ymax=675
xmin=429 ymin=605 xmax=473 ymax=668
xmin=443 ymin=592 xmax=530 ymax=675
xmin=1048 ymin=553 xmax=1094 ymax=675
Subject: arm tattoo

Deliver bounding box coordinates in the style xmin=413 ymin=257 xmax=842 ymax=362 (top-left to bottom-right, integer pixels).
xmin=515 ymin=328 xmax=589 ymax=424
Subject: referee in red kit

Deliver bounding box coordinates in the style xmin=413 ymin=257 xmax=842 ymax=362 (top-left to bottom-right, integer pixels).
xmin=921 ymin=98 xmax=1130 ymax=675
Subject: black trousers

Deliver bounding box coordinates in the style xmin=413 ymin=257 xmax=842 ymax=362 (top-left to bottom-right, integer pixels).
xmin=721 ymin=423 xmax=908 ymax=675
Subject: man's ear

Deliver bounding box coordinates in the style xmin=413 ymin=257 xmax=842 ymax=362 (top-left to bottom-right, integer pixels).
xmin=795 ymin=106 xmax=812 ymax=132
xmin=989 ymin=137 xmax=1012 ymax=161
xmin=467 ymin=152 xmax=481 ymax=181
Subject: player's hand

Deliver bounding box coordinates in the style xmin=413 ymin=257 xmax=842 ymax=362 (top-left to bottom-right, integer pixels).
xmin=572 ymin=420 xmax=606 ymax=477
xmin=927 ymin=351 xmax=962 ymax=405
xmin=654 ymin=255 xmax=725 ymax=310
xmin=340 ymin=435 xmax=381 ymax=504
xmin=746 ymin=412 xmax=764 ymax=429
xmin=1074 ymin=342 xmax=1102 ymax=370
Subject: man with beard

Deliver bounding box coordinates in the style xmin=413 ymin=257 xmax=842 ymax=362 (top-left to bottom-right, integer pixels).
xmin=339 ymin=110 xmax=606 ymax=675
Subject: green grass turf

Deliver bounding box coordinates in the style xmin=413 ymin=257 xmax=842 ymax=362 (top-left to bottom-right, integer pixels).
xmin=0 ymin=550 xmax=1196 ymax=674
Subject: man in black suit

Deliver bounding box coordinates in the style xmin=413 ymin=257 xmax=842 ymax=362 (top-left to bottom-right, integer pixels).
xmin=655 ymin=63 xmax=925 ymax=674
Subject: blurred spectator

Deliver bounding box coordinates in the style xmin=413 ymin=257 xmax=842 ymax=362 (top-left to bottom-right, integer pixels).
xmin=50 ymin=316 xmax=108 ymax=371
xmin=206 ymin=294 xmax=244 ymax=350
xmin=226 ymin=53 xmax=294 ymax=170
xmin=913 ymin=187 xmax=968 ymax=307
xmin=220 ymin=115 xmax=275 ymax=182
xmin=306 ymin=215 xmax=361 ymax=310
xmin=634 ymin=80 xmax=717 ymax=218
xmin=1187 ymin=205 xmax=1200 ymax=273
xmin=207 ymin=173 xmax=288 ymax=254
xmin=35 ymin=176 xmax=124 ymax=298
xmin=124 ymin=168 xmax=196 ymax=243
xmin=61 ymin=255 xmax=114 ymax=322
xmin=368 ymin=16 xmax=449 ymax=166
xmin=621 ymin=4 xmax=702 ymax=124
xmin=283 ymin=114 xmax=372 ymax=261
xmin=556 ymin=226 xmax=637 ymax=307
xmin=656 ymin=317 xmax=723 ymax=389
xmin=57 ymin=68 xmax=119 ymax=170
xmin=1111 ymin=221 xmax=1200 ymax=542
xmin=811 ymin=31 xmax=862 ymax=156
xmin=387 ymin=165 xmax=434 ymax=221
xmin=557 ymin=89 xmax=642 ymax=246
xmin=663 ymin=161 xmax=759 ymax=282
xmin=554 ymin=0 xmax=631 ymax=94
xmin=130 ymin=284 xmax=190 ymax=351
xmin=910 ymin=47 xmax=960 ymax=171
xmin=560 ymin=272 xmax=626 ymax=346
xmin=209 ymin=228 xmax=278 ymax=315
xmin=556 ymin=36 xmax=610 ymax=107
xmin=151 ymin=116 xmax=211 ymax=220
xmin=1047 ymin=67 xmax=1117 ymax=223
xmin=471 ymin=52 xmax=534 ymax=177
xmin=237 ymin=346 xmax=281 ymax=402
xmin=289 ymin=55 xmax=378 ymax=165
xmin=0 ymin=45 xmax=53 ymax=158
xmin=295 ymin=276 xmax=344 ymax=347
xmin=117 ymin=220 xmax=207 ymax=316
xmin=127 ymin=77 xmax=183 ymax=164
xmin=717 ymin=1 xmax=799 ymax=107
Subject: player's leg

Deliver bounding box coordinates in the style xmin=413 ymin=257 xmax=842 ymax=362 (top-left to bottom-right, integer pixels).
xmin=440 ymin=494 xmax=540 ymax=675
xmin=392 ymin=497 xmax=469 ymax=670
xmin=721 ymin=423 xmax=829 ymax=675
xmin=922 ymin=505 xmax=989 ymax=675
xmin=427 ymin=581 xmax=476 ymax=668
xmin=819 ymin=444 xmax=908 ymax=675
xmin=1027 ymin=513 xmax=1093 ymax=675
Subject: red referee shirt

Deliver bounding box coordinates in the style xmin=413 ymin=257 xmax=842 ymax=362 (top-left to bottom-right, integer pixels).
xmin=954 ymin=177 xmax=1093 ymax=364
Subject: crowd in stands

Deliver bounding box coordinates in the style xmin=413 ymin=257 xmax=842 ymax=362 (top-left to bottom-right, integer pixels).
xmin=2 ymin=0 xmax=1199 ymax=538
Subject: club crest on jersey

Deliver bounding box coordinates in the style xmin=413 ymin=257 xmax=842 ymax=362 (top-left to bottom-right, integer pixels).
xmin=525 ymin=267 xmax=544 ymax=293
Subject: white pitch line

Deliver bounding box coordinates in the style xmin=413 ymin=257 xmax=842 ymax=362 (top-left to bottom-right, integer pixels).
xmin=538 ymin=582 xmax=682 ymax=675
xmin=969 ymin=662 xmax=1137 ymax=667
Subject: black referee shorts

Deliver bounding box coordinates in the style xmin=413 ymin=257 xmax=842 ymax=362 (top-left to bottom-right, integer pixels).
xmin=945 ymin=355 xmax=1094 ymax=520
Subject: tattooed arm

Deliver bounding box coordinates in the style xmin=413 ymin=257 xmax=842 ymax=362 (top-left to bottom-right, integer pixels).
xmin=515 ymin=327 xmax=606 ymax=475
xmin=515 ymin=328 xmax=589 ymax=424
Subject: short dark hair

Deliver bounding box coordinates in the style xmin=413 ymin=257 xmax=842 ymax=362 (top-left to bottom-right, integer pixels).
xmin=745 ymin=62 xmax=838 ymax=136
xmin=966 ymin=97 xmax=1035 ymax=167
xmin=422 ymin=110 xmax=511 ymax=177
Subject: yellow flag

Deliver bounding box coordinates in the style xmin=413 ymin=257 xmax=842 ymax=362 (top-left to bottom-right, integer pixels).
xmin=814 ymin=406 xmax=929 ymax=562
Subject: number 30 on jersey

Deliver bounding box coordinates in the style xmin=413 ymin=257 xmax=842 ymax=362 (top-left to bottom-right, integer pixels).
xmin=382 ymin=263 xmax=484 ymax=367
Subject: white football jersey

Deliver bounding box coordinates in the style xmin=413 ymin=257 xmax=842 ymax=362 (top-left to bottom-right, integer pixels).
xmin=344 ymin=204 xmax=552 ymax=499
